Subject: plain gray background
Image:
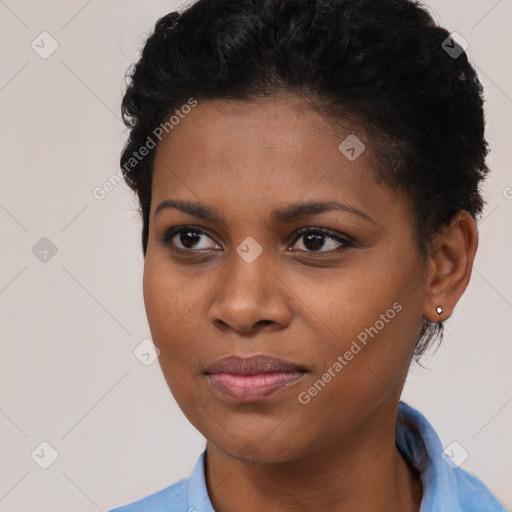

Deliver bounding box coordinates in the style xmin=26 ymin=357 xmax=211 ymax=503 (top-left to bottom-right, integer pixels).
xmin=1 ymin=0 xmax=511 ymax=510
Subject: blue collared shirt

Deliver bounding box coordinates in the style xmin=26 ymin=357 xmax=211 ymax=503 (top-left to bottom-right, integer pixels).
xmin=108 ymin=401 xmax=506 ymax=511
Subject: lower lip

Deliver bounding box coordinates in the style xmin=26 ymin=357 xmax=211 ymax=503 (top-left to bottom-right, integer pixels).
xmin=207 ymin=372 xmax=305 ymax=402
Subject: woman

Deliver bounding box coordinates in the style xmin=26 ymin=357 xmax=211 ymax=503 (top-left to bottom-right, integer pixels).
xmin=109 ymin=0 xmax=505 ymax=510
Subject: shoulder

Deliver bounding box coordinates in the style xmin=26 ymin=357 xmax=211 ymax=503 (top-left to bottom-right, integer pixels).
xmin=106 ymin=477 xmax=188 ymax=512
xmin=107 ymin=450 xmax=210 ymax=512
xmin=450 ymin=466 xmax=507 ymax=512
xmin=396 ymin=402 xmax=507 ymax=512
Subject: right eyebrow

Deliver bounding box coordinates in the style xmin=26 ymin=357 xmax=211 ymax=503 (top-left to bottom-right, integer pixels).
xmin=154 ymin=199 xmax=225 ymax=225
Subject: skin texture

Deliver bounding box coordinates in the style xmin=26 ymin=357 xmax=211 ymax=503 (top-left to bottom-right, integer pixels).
xmin=143 ymin=92 xmax=478 ymax=512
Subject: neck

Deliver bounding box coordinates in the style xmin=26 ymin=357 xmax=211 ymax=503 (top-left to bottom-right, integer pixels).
xmin=204 ymin=399 xmax=423 ymax=512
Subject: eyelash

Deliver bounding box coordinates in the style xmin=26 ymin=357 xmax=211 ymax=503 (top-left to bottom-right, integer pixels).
xmin=159 ymin=225 xmax=353 ymax=255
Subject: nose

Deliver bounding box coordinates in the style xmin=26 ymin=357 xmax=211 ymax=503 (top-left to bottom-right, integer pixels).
xmin=207 ymin=248 xmax=292 ymax=335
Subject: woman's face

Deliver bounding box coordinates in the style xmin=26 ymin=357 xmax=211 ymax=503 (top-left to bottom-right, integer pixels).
xmin=143 ymin=93 xmax=430 ymax=463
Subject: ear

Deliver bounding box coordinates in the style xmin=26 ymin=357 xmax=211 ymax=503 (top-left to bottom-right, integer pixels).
xmin=422 ymin=210 xmax=478 ymax=322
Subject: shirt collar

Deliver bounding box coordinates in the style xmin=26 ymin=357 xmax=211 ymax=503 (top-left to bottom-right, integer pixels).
xmin=396 ymin=401 xmax=460 ymax=512
xmin=186 ymin=449 xmax=215 ymax=512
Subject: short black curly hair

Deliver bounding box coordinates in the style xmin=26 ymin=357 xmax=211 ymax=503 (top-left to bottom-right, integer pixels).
xmin=120 ymin=0 xmax=489 ymax=361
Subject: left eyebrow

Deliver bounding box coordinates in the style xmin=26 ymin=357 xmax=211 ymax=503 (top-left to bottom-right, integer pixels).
xmin=271 ymin=200 xmax=376 ymax=224
xmin=154 ymin=199 xmax=376 ymax=225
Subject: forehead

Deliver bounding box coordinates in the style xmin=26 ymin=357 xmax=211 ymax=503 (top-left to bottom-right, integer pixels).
xmin=155 ymin=94 xmax=365 ymax=162
xmin=150 ymin=94 xmax=402 ymax=225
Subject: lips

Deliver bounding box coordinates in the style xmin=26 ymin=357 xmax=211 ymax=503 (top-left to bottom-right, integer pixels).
xmin=205 ymin=355 xmax=307 ymax=402
xmin=205 ymin=354 xmax=306 ymax=375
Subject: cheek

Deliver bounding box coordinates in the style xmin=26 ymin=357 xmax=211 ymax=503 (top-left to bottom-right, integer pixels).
xmin=142 ymin=256 xmax=200 ymax=362
xmin=143 ymin=250 xmax=202 ymax=333
xmin=142 ymin=258 xmax=210 ymax=419
xmin=142 ymin=253 xmax=221 ymax=388
xmin=282 ymin=262 xmax=409 ymax=345
xmin=289 ymin=296 xmax=419 ymax=450
xmin=289 ymin=253 xmax=423 ymax=387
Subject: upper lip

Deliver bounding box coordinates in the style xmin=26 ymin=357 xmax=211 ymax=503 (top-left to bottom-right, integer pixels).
xmin=205 ymin=355 xmax=306 ymax=375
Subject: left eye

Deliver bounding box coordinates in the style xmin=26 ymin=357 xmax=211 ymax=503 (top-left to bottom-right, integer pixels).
xmin=290 ymin=228 xmax=351 ymax=253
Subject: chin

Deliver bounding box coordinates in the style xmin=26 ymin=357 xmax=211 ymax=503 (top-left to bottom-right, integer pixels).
xmin=210 ymin=435 xmax=307 ymax=466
